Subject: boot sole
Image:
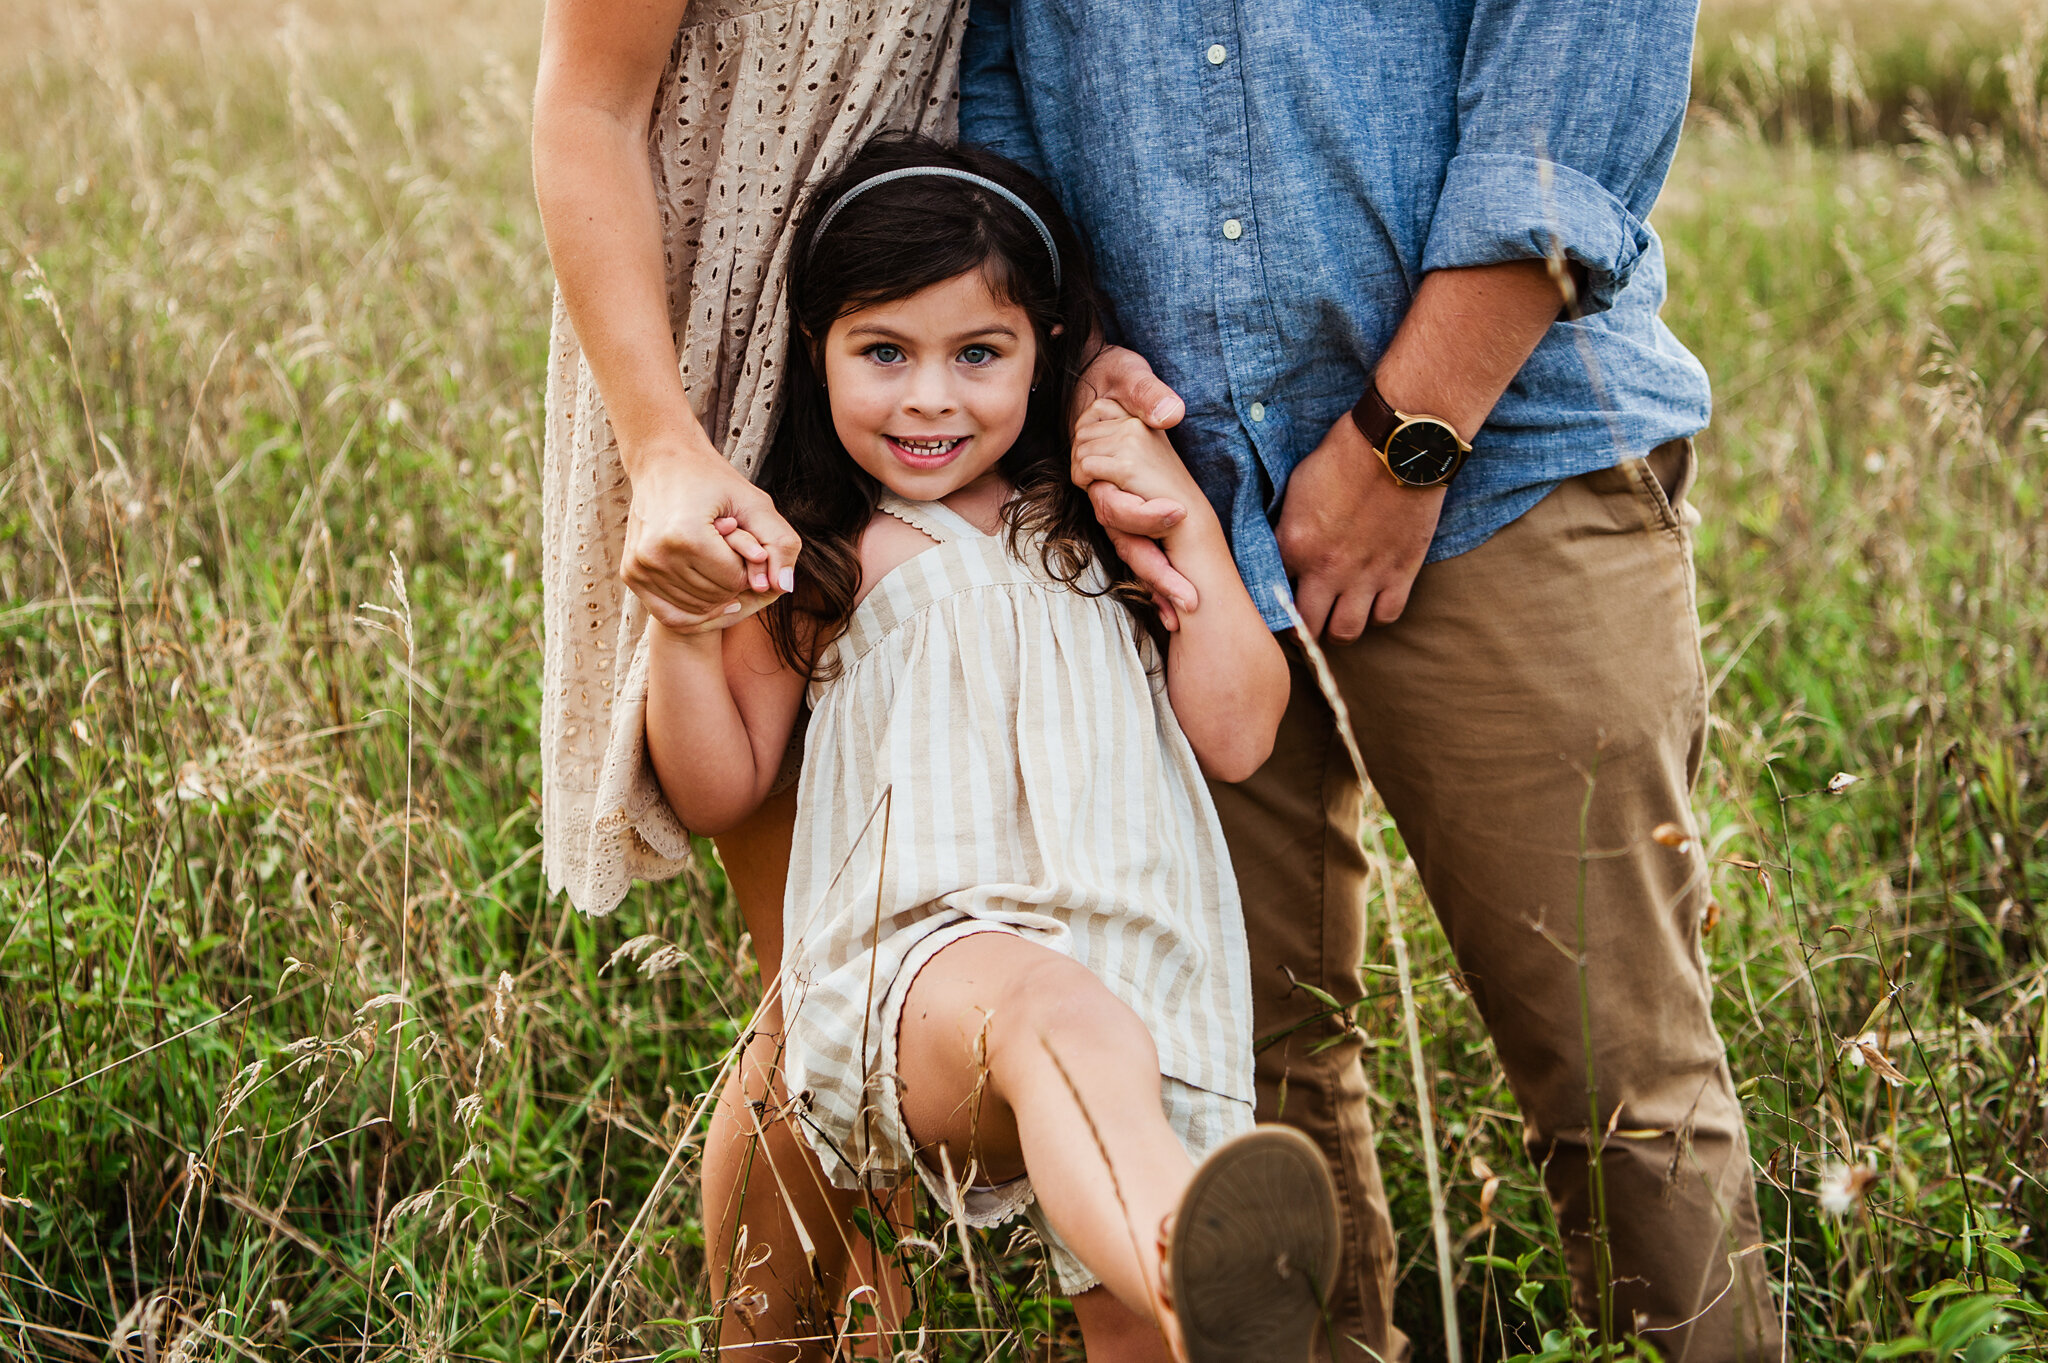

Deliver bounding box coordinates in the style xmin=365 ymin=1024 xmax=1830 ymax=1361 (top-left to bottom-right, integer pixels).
xmin=1168 ymin=1125 xmax=1342 ymax=1363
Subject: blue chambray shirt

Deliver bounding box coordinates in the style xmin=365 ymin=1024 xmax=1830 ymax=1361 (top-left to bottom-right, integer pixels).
xmin=960 ymin=0 xmax=1714 ymax=629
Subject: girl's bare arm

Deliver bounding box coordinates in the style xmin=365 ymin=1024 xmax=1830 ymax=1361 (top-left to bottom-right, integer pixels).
xmin=644 ymin=514 xmax=920 ymax=829
xmin=1072 ymin=406 xmax=1287 ymax=781
xmin=533 ymin=0 xmax=799 ymax=629
xmin=644 ymin=618 xmax=809 ymax=833
xmin=1151 ymin=514 xmax=1287 ymax=783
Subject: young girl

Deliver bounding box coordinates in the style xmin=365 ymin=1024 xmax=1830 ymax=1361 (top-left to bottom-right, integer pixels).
xmin=644 ymin=133 xmax=1339 ymax=1362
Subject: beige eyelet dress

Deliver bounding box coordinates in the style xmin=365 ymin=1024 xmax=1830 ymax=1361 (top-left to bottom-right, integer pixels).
xmin=542 ymin=0 xmax=968 ymax=915
xmin=778 ymin=494 xmax=1256 ymax=1295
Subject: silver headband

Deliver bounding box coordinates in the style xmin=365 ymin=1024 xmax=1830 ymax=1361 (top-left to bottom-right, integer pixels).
xmin=809 ymin=167 xmax=1062 ymax=291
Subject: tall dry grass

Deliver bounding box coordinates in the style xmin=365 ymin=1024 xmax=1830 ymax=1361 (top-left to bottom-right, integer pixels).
xmin=1 ymin=0 xmax=2044 ymax=1359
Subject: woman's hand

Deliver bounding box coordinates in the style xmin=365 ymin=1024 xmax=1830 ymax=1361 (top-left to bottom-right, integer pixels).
xmin=536 ymin=0 xmax=801 ymax=632
xmin=622 ymin=446 xmax=801 ymax=632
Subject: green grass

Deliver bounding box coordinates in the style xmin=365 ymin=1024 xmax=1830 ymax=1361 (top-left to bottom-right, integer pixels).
xmin=1 ymin=2 xmax=2044 ymax=1360
xmin=1695 ymin=0 xmax=2048 ymax=150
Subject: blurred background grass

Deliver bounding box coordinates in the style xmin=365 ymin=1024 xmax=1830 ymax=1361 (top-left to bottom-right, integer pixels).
xmin=1 ymin=0 xmax=2044 ymax=1358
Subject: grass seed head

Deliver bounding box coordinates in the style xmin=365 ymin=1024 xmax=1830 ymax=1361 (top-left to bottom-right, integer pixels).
xmin=1817 ymin=1160 xmax=1882 ymax=1216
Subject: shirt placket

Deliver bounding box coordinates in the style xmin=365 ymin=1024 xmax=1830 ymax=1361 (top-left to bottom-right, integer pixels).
xmin=1196 ymin=2 xmax=1296 ymax=511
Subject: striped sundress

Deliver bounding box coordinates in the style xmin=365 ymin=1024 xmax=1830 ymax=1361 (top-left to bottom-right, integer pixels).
xmin=778 ymin=492 xmax=1255 ymax=1286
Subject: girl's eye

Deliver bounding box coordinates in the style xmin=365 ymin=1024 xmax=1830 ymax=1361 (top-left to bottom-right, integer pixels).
xmin=959 ymin=345 xmax=996 ymax=366
xmin=866 ymin=344 xmax=903 ymax=365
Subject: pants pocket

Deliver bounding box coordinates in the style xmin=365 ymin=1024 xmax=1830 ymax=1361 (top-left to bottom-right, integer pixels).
xmin=1636 ymin=437 xmax=1700 ymax=533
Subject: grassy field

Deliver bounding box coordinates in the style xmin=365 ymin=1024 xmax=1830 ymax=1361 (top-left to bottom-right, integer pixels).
xmin=2 ymin=0 xmax=2044 ymax=1359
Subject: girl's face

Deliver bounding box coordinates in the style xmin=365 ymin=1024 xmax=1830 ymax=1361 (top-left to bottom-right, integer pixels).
xmin=820 ymin=269 xmax=1038 ymax=502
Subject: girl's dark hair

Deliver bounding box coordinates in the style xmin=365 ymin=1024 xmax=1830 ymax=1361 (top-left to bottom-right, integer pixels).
xmin=756 ymin=131 xmax=1155 ymax=676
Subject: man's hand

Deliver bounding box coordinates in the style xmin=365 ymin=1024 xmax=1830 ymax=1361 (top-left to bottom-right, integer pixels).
xmin=1277 ymin=411 xmax=1445 ymax=642
xmin=1274 ymin=259 xmax=1563 ymax=641
xmin=621 ymin=448 xmax=799 ymax=632
xmin=1072 ymin=344 xmax=1186 ymax=432
xmin=1071 ymin=347 xmax=1199 ymax=628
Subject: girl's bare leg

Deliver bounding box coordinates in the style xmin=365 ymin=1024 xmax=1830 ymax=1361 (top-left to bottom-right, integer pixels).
xmin=896 ymin=933 xmax=1194 ymax=1329
xmin=704 ymin=785 xmax=912 ymax=1361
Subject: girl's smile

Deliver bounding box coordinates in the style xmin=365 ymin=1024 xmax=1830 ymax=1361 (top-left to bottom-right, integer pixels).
xmin=885 ymin=434 xmax=971 ymax=468
xmin=821 ymin=269 xmax=1037 ymax=500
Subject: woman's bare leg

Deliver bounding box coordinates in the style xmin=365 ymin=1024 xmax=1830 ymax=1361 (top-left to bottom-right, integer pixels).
xmin=896 ymin=934 xmax=1193 ymax=1329
xmin=704 ymin=786 xmax=911 ymax=1360
xmin=1072 ymin=1288 xmax=1175 ymax=1363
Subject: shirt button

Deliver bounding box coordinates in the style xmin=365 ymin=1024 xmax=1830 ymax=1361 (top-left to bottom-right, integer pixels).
xmin=1206 ymin=43 xmax=1227 ymax=65
xmin=1250 ymin=402 xmax=1267 ymax=422
xmin=1222 ymin=218 xmax=1243 ymax=240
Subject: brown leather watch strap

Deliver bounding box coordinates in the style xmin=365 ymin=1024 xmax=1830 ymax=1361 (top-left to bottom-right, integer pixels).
xmin=1349 ymin=381 xmax=1400 ymax=452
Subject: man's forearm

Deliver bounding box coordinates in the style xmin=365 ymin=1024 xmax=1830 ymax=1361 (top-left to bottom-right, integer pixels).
xmin=1371 ymin=260 xmax=1567 ymax=445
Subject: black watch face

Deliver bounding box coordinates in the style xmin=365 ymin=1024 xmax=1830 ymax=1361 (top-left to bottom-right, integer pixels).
xmin=1383 ymin=420 xmax=1463 ymax=486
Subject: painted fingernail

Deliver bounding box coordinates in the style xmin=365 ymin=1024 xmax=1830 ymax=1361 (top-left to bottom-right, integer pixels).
xmin=778 ymin=567 xmax=795 ymax=593
xmin=754 ymin=574 xmax=769 ymax=592
xmin=723 ymin=601 xmax=743 ymax=614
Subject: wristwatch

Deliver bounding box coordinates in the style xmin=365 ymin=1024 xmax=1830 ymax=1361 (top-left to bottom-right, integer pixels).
xmin=1349 ymin=381 xmax=1471 ymax=488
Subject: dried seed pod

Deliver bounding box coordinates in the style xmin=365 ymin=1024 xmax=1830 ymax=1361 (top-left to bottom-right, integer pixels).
xmin=1651 ymin=821 xmax=1695 ymax=852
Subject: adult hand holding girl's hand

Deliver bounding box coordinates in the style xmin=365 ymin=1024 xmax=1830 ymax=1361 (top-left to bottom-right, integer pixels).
xmin=1070 ymin=346 xmax=1200 ymax=630
xmin=1073 ymin=343 xmax=1185 ymax=432
xmin=621 ymin=447 xmax=800 ymax=632
xmin=1072 ymin=399 xmax=1215 ymax=629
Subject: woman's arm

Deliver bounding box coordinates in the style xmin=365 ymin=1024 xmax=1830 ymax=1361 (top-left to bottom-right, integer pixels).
xmin=533 ymin=0 xmax=798 ymax=630
xmin=644 ymin=616 xmax=809 ymax=833
xmin=1071 ymin=405 xmax=1287 ymax=782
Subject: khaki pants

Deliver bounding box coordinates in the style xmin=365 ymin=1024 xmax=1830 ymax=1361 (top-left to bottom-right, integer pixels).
xmin=1209 ymin=443 xmax=1780 ymax=1362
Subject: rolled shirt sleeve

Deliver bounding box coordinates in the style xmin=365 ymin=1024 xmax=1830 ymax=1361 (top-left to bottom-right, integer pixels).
xmin=1421 ymin=0 xmax=1700 ymax=314
xmin=952 ymin=0 xmax=1714 ymax=602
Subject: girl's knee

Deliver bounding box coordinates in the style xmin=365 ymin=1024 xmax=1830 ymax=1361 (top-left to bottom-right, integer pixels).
xmin=990 ymin=956 xmax=1159 ymax=1073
